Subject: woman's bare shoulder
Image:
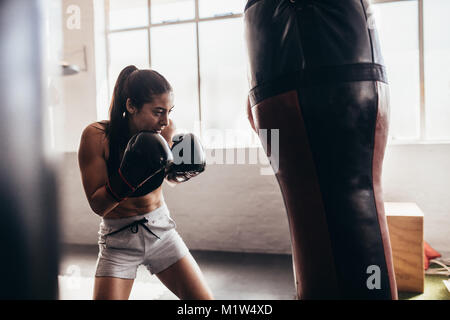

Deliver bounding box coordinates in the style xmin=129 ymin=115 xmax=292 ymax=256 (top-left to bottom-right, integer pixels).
xmin=79 ymin=121 xmax=109 ymax=158
xmin=90 ymin=120 xmax=108 ymax=131
xmin=82 ymin=121 xmax=108 ymax=137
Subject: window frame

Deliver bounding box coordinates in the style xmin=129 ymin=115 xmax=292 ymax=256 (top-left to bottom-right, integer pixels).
xmin=104 ymin=0 xmax=450 ymax=146
xmin=104 ymin=0 xmax=244 ymax=142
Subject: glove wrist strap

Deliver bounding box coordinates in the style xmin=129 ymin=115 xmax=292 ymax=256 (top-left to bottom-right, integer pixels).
xmin=107 ymin=169 xmax=135 ymax=202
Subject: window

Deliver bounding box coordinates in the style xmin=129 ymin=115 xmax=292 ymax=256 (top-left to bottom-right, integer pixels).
xmin=109 ymin=0 xmax=148 ymax=30
xmin=424 ymin=0 xmax=450 ymax=140
xmin=105 ymin=0 xmax=249 ymax=148
xmin=105 ymin=0 xmax=450 ymax=146
xmin=151 ymin=0 xmax=195 ymax=24
xmin=198 ymin=18 xmax=249 ymax=148
xmin=372 ymin=0 xmax=450 ymax=142
xmin=108 ymin=29 xmax=150 ymax=97
xmin=198 ymin=0 xmax=244 ymax=18
xmin=373 ymin=0 xmax=420 ymax=140
xmin=150 ymin=23 xmax=199 ymax=133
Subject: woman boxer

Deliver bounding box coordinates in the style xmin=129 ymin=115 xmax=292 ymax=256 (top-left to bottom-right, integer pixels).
xmin=245 ymin=0 xmax=398 ymax=299
xmin=78 ymin=65 xmax=213 ymax=300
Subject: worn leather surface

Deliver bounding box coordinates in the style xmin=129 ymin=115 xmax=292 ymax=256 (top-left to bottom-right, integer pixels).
xmin=245 ymin=0 xmax=397 ymax=299
xmin=245 ymin=0 xmax=387 ymax=105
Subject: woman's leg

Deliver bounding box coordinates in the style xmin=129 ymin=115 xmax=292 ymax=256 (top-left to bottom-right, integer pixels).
xmin=93 ymin=277 xmax=134 ymax=300
xmin=156 ymin=253 xmax=214 ymax=300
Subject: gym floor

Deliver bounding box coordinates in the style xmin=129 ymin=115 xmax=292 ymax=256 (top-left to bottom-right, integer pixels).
xmin=58 ymin=244 xmax=449 ymax=300
xmin=58 ymin=244 xmax=296 ymax=300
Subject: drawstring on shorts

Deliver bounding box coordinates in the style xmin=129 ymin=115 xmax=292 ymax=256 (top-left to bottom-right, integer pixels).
xmin=104 ymin=218 xmax=160 ymax=240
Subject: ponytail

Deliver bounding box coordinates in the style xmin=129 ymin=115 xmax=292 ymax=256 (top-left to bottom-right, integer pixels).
xmin=105 ymin=65 xmax=138 ymax=175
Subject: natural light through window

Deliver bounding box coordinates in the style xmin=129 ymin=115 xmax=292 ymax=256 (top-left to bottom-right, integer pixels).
xmin=374 ymin=0 xmax=420 ymax=141
xmin=151 ymin=23 xmax=199 ymax=134
xmin=424 ymin=0 xmax=450 ymax=140
xmin=151 ymin=0 xmax=195 ymax=24
xmin=103 ymin=0 xmax=450 ymax=147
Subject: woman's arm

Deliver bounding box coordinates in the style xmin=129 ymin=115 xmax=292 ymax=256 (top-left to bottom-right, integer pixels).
xmin=78 ymin=124 xmax=120 ymax=217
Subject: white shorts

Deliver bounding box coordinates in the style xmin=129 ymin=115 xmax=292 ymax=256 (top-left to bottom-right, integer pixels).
xmin=95 ymin=204 xmax=189 ymax=279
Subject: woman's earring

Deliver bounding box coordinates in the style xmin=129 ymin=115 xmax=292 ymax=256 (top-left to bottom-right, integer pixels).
xmin=122 ymin=111 xmax=126 ymax=118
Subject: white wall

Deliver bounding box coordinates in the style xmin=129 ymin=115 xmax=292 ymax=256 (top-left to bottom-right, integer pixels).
xmin=383 ymin=144 xmax=450 ymax=255
xmin=55 ymin=0 xmax=107 ymax=153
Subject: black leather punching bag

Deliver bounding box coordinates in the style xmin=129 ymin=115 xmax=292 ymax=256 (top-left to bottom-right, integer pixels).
xmin=245 ymin=0 xmax=397 ymax=299
xmin=0 ymin=0 xmax=59 ymax=299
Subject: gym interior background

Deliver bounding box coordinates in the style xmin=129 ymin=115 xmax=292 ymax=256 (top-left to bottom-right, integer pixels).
xmin=1 ymin=0 xmax=449 ymax=299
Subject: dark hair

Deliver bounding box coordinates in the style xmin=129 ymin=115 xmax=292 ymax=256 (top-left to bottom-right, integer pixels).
xmin=104 ymin=65 xmax=173 ymax=175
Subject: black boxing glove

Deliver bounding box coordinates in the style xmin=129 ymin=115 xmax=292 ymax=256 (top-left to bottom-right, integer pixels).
xmin=105 ymin=131 xmax=173 ymax=202
xmin=166 ymin=133 xmax=206 ymax=183
xmin=129 ymin=169 xmax=166 ymax=197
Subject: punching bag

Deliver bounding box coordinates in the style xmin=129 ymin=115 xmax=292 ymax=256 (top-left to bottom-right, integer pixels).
xmin=0 ymin=0 xmax=59 ymax=299
xmin=244 ymin=0 xmax=397 ymax=299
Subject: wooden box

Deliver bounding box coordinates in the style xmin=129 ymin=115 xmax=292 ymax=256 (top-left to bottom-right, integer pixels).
xmin=385 ymin=202 xmax=424 ymax=293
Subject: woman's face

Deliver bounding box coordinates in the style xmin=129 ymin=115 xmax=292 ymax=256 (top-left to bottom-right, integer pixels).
xmin=127 ymin=92 xmax=174 ymax=136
